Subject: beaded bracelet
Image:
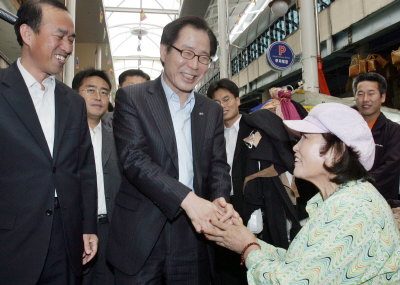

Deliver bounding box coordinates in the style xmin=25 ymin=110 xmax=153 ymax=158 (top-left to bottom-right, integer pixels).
xmin=240 ymin=242 xmax=261 ymax=266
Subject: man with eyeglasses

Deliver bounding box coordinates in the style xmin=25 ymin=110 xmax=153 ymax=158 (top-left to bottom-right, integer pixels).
xmin=107 ymin=16 xmax=235 ymax=285
xmin=72 ymin=69 xmax=122 ymax=285
xmin=207 ymin=78 xmax=250 ymax=285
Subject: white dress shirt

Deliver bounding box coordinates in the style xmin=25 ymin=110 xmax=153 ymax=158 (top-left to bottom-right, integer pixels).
xmin=161 ymin=75 xmax=195 ymax=190
xmin=17 ymin=58 xmax=57 ymax=196
xmin=224 ymin=115 xmax=241 ymax=195
xmin=17 ymin=58 xmax=55 ymax=156
xmin=89 ymin=122 xmax=107 ymax=215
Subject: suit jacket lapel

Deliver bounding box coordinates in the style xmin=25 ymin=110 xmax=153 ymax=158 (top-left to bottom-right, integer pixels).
xmin=144 ymin=77 xmax=179 ymax=172
xmin=53 ymin=82 xmax=71 ymax=162
xmin=232 ymin=115 xmax=250 ymax=196
xmin=191 ymin=94 xmax=206 ymax=191
xmin=101 ymin=122 xmax=113 ymax=169
xmin=0 ymin=63 xmax=52 ymax=161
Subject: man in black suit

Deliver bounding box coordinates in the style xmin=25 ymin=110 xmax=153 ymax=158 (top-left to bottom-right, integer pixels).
xmin=107 ymin=16 xmax=234 ymax=285
xmin=207 ymin=79 xmax=250 ymax=285
xmin=72 ymin=69 xmax=122 ymax=285
xmin=0 ymin=1 xmax=98 ymax=284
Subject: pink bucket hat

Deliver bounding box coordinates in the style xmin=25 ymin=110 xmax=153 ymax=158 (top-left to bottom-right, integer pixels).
xmin=283 ymin=103 xmax=375 ymax=171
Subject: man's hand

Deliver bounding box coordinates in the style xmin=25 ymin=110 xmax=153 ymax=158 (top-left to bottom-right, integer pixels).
xmin=82 ymin=234 xmax=98 ymax=265
xmin=212 ymin=197 xmax=239 ymax=223
xmin=181 ymin=192 xmax=221 ymax=233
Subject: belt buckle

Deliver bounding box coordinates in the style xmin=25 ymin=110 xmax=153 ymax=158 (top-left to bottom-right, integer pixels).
xmin=97 ymin=214 xmax=108 ymax=224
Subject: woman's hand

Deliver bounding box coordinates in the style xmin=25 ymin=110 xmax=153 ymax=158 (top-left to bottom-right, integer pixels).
xmin=204 ymin=217 xmax=257 ymax=254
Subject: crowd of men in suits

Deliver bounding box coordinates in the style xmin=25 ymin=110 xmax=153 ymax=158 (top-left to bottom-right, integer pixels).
xmin=1 ymin=1 xmax=399 ymax=285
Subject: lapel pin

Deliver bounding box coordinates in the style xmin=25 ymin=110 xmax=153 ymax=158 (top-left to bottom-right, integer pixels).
xmin=199 ymin=112 xmax=204 ymax=116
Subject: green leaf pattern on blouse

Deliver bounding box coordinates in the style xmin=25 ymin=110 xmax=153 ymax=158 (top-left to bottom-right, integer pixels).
xmin=246 ymin=180 xmax=400 ymax=284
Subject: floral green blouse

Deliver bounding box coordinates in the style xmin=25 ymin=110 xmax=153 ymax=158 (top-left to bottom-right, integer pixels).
xmin=246 ymin=180 xmax=400 ymax=284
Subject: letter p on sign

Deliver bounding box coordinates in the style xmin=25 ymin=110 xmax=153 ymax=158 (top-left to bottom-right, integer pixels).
xmin=278 ymin=45 xmax=286 ymax=55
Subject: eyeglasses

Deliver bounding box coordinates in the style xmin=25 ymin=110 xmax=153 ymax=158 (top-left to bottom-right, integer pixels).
xmin=80 ymin=87 xmax=110 ymax=98
xmin=169 ymin=45 xmax=212 ymax=65
xmin=214 ymin=96 xmax=234 ymax=106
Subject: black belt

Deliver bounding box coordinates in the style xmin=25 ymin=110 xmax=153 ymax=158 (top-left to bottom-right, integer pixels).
xmin=97 ymin=214 xmax=109 ymax=224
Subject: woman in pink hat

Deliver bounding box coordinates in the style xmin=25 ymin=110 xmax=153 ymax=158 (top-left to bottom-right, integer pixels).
xmin=204 ymin=103 xmax=400 ymax=284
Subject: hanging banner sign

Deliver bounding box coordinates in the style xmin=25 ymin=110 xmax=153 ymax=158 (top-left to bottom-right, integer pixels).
xmin=266 ymin=41 xmax=295 ymax=71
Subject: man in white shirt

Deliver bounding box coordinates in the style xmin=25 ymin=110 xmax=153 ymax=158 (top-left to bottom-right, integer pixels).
xmin=0 ymin=1 xmax=98 ymax=284
xmin=72 ymin=69 xmax=122 ymax=285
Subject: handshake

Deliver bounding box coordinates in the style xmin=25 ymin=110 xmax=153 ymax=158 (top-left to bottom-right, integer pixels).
xmin=181 ymin=192 xmax=240 ymax=233
xmin=181 ymin=192 xmax=258 ymax=255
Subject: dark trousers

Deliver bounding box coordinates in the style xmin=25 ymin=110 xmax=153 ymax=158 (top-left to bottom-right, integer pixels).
xmin=215 ymin=247 xmax=247 ymax=285
xmin=37 ymin=198 xmax=80 ymax=285
xmin=114 ymin=214 xmax=211 ymax=285
xmin=83 ymin=220 xmax=115 ymax=285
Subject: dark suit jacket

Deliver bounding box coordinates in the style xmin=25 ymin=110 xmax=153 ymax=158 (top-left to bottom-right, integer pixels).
xmin=370 ymin=112 xmax=400 ymax=200
xmin=107 ymin=76 xmax=230 ymax=275
xmin=0 ymin=63 xmax=97 ymax=283
xmin=101 ymin=120 xmax=122 ymax=219
xmin=230 ymin=114 xmax=252 ymax=217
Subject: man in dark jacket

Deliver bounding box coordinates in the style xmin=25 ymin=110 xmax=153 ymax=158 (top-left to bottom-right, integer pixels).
xmin=0 ymin=1 xmax=98 ymax=284
xmin=208 ymin=79 xmax=306 ymax=285
xmin=354 ymin=72 xmax=400 ymax=200
xmin=72 ymin=69 xmax=122 ymax=285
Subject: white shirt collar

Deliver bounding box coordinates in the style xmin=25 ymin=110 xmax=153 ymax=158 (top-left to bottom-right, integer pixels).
xmin=161 ymin=73 xmax=195 ymax=107
xmin=225 ymin=115 xmax=242 ymax=132
xmin=91 ymin=121 xmax=102 ymax=132
xmin=17 ymin=58 xmax=55 ymax=87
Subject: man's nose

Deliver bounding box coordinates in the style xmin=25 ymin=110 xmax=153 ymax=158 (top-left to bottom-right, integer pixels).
xmin=361 ymin=94 xmax=369 ymax=102
xmin=62 ymin=38 xmax=74 ymax=55
xmin=187 ymin=56 xmax=199 ymax=69
xmin=94 ymin=90 xmax=101 ymax=100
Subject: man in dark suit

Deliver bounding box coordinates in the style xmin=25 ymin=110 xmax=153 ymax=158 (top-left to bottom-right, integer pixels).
xmin=207 ymin=79 xmax=251 ymax=285
xmin=0 ymin=1 xmax=98 ymax=284
xmin=72 ymin=69 xmax=122 ymax=285
xmin=107 ymin=16 xmax=234 ymax=285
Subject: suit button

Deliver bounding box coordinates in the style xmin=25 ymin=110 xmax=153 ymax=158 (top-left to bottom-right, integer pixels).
xmin=45 ymin=209 xmax=53 ymax=216
xmin=52 ymin=167 xmax=56 ymax=173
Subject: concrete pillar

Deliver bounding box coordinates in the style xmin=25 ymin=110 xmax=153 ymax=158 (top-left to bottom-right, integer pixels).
xmin=64 ymin=0 xmax=76 ymax=87
xmin=217 ymin=0 xmax=229 ymax=78
xmin=299 ymin=0 xmax=319 ymax=93
xmin=96 ymin=44 xmax=102 ymax=69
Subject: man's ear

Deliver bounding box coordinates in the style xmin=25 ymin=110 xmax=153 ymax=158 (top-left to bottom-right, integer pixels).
xmin=20 ymin=24 xmax=34 ymax=47
xmin=235 ymin=96 xmax=241 ymax=106
xmin=160 ymin=44 xmax=167 ymax=63
xmin=381 ymin=93 xmax=386 ymax=104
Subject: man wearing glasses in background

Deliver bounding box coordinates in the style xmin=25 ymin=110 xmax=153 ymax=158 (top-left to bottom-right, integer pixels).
xmin=107 ymin=16 xmax=235 ymax=284
xmin=72 ymin=69 xmax=122 ymax=285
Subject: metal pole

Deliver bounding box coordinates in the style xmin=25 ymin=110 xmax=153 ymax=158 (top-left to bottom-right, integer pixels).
xmin=64 ymin=0 xmax=76 ymax=87
xmin=299 ymin=0 xmax=319 ymax=93
xmin=217 ymin=0 xmax=229 ymax=78
xmin=314 ymin=0 xmax=320 ymax=56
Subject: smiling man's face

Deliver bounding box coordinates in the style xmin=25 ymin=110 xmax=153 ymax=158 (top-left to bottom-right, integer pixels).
xmin=355 ymin=80 xmax=385 ymax=122
xmin=160 ymin=25 xmax=210 ymax=98
xmin=79 ymin=76 xmax=110 ymax=121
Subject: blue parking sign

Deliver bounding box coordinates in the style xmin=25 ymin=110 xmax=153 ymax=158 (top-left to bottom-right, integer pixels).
xmin=266 ymin=41 xmax=295 ymax=71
